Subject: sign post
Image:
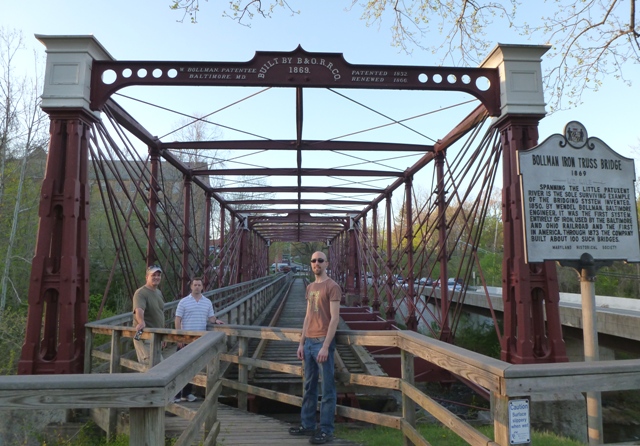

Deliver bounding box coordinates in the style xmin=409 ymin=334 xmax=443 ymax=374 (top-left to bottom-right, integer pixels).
xmin=518 ymin=122 xmax=640 ymax=445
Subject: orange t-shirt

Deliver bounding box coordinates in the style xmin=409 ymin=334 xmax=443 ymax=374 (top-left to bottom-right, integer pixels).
xmin=305 ymin=279 xmax=342 ymax=338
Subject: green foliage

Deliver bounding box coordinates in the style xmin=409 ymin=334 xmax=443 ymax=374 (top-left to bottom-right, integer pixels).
xmin=453 ymin=314 xmax=501 ymax=359
xmin=39 ymin=420 xmax=177 ymax=445
xmin=477 ymin=251 xmax=503 ymax=288
xmin=39 ymin=420 xmax=128 ymax=445
xmin=336 ymin=424 xmax=583 ymax=446
xmin=0 ymin=306 xmax=28 ymax=374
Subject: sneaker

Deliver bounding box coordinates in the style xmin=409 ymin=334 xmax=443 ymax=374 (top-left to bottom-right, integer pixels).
xmin=185 ymin=394 xmax=197 ymax=402
xmin=309 ymin=431 xmax=333 ymax=444
xmin=289 ymin=426 xmax=315 ymax=436
xmin=173 ymin=397 xmax=181 ymax=403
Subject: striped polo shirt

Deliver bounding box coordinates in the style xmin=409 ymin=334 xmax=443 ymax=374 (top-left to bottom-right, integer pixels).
xmin=175 ymin=294 xmax=215 ymax=331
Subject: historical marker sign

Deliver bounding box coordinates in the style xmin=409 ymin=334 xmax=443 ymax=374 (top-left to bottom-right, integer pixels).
xmin=519 ymin=121 xmax=640 ymax=263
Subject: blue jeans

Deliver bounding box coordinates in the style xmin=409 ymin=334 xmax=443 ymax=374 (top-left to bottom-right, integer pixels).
xmin=300 ymin=337 xmax=337 ymax=435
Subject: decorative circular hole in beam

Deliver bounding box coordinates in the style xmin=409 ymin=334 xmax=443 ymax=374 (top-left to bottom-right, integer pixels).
xmin=476 ymin=76 xmax=490 ymax=91
xmin=101 ymin=69 xmax=117 ymax=85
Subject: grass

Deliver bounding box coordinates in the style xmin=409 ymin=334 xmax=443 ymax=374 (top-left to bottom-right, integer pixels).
xmin=44 ymin=421 xmax=583 ymax=446
xmin=39 ymin=420 xmax=177 ymax=446
xmin=336 ymin=423 xmax=584 ymax=446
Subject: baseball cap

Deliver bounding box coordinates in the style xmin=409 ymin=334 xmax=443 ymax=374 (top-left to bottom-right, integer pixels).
xmin=146 ymin=264 xmax=162 ymax=274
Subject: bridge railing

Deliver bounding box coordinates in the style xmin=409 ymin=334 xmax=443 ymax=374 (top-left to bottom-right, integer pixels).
xmin=84 ymin=273 xmax=292 ymax=373
xmin=5 ymin=323 xmax=640 ymax=444
xmin=214 ymin=325 xmax=640 ymax=446
xmin=0 ymin=330 xmax=226 ymax=446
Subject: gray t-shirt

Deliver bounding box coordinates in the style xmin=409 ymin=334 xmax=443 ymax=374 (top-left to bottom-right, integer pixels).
xmin=132 ymin=285 xmax=165 ymax=329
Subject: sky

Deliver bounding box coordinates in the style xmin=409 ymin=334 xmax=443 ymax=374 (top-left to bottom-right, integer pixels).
xmin=3 ymin=0 xmax=639 ymax=193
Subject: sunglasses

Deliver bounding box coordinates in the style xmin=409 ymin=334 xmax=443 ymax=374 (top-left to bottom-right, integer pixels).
xmin=310 ymin=258 xmax=325 ymax=263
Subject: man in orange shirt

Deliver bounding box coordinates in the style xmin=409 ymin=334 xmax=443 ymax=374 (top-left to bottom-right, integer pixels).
xmin=289 ymin=251 xmax=341 ymax=444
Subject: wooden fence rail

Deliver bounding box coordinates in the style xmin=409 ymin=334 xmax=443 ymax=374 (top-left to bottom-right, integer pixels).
xmin=4 ymin=275 xmax=640 ymax=445
xmin=0 ymin=331 xmax=225 ymax=446
xmin=211 ymin=326 xmax=640 ymax=446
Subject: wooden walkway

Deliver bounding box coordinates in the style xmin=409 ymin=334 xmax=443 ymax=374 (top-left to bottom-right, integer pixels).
xmin=228 ymin=278 xmax=376 ymax=386
xmin=166 ymin=403 xmax=362 ymax=445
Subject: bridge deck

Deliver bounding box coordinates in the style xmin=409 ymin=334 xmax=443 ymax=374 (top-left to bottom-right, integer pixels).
xmin=229 ymin=278 xmax=370 ymax=387
xmin=165 ymin=402 xmax=362 ymax=445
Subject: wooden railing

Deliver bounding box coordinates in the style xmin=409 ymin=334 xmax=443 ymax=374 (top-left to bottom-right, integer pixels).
xmin=213 ymin=325 xmax=640 ymax=446
xmin=0 ymin=330 xmax=226 ymax=446
xmin=4 ymin=324 xmax=640 ymax=444
xmin=84 ymin=273 xmax=292 ymax=373
xmin=4 ymin=273 xmax=640 ymax=445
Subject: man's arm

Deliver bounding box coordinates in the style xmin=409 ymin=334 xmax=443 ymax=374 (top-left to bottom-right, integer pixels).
xmin=175 ymin=315 xmax=182 ymax=330
xmin=317 ymin=300 xmax=340 ymax=363
xmin=134 ymin=308 xmax=145 ymax=331
xmin=297 ymin=299 xmax=311 ymax=360
xmin=207 ymin=315 xmax=224 ymax=324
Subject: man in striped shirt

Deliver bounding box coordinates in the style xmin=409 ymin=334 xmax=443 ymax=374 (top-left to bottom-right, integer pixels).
xmin=174 ymin=277 xmax=223 ymax=402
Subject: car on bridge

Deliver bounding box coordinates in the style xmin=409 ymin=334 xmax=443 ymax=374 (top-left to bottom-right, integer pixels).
xmin=434 ymin=278 xmax=463 ymax=291
xmin=414 ymin=277 xmax=433 ymax=286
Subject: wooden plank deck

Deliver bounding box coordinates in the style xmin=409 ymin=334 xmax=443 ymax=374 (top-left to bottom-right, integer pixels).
xmin=165 ymin=403 xmax=362 ymax=445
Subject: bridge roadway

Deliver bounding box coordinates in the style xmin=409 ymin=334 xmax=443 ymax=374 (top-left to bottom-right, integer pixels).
xmin=165 ymin=403 xmax=361 ymax=445
xmin=443 ymin=286 xmax=640 ymax=355
xmin=225 ymin=277 xmax=383 ymax=395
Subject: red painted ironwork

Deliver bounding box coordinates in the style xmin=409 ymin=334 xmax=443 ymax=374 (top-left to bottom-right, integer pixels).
xmin=22 ymin=40 xmax=569 ymax=377
xmin=181 ymin=175 xmax=192 ymax=297
xmin=147 ymin=147 xmax=160 ymax=266
xmin=19 ymin=110 xmax=94 ymax=374
xmin=497 ymin=116 xmax=568 ymax=364
xmin=218 ymin=206 xmax=226 ymax=289
xmin=90 ymin=47 xmax=500 ymax=115
xmin=203 ymin=192 xmax=211 ymax=288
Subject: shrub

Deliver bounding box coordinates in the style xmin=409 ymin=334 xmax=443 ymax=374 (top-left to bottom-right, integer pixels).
xmin=0 ymin=306 xmax=28 ymax=375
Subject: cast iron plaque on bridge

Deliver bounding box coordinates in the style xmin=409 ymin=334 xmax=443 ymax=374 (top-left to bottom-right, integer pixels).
xmin=518 ymin=121 xmax=640 ymax=263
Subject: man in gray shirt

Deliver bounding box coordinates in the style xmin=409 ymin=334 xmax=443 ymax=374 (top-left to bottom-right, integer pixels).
xmin=132 ymin=264 xmax=165 ymax=365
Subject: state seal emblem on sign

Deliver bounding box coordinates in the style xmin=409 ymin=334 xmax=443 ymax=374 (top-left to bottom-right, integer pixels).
xmin=564 ymin=121 xmax=588 ymax=148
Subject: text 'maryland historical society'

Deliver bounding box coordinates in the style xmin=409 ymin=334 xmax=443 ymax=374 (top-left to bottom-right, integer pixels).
xmin=518 ymin=122 xmax=640 ymax=263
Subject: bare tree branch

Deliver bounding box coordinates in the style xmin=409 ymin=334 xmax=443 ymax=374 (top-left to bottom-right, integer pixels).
xmin=167 ymin=1 xmax=639 ymax=110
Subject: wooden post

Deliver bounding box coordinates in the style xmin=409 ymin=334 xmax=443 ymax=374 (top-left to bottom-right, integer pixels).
xmin=238 ymin=337 xmax=248 ymax=411
xmin=204 ymin=347 xmax=221 ymax=443
xmin=129 ymin=407 xmax=164 ymax=446
xmin=84 ymin=327 xmax=93 ymax=374
xmin=149 ymin=333 xmax=162 ymax=368
xmin=492 ymin=393 xmax=531 ymax=446
xmin=577 ymin=256 xmax=604 ymax=444
xmin=401 ymin=349 xmax=415 ymax=446
xmin=107 ymin=330 xmax=122 ymax=440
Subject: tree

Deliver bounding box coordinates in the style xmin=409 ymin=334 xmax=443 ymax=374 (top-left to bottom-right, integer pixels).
xmin=0 ymin=28 xmax=24 ymax=210
xmin=0 ymin=29 xmax=47 ymax=313
xmin=168 ymin=0 xmax=639 ymax=111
